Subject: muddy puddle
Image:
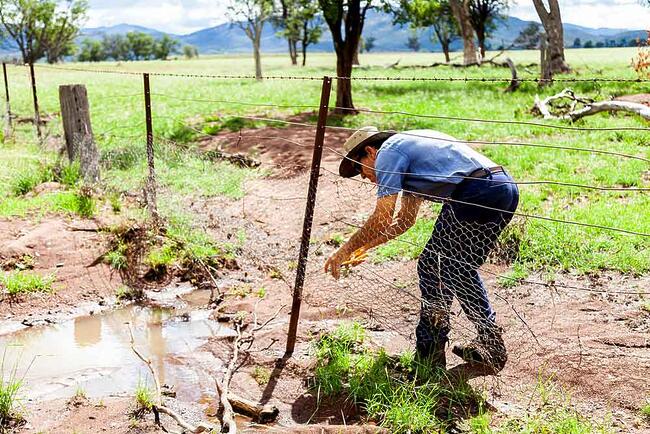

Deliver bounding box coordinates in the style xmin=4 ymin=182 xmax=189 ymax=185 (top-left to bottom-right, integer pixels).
xmin=0 ymin=286 xmax=234 ymax=403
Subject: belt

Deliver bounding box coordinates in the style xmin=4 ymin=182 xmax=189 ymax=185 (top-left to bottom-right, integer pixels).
xmin=467 ymin=166 xmax=505 ymax=179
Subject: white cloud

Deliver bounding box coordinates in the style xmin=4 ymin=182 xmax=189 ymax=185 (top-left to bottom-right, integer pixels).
xmin=86 ymin=0 xmax=230 ymax=34
xmin=510 ymin=0 xmax=650 ymax=30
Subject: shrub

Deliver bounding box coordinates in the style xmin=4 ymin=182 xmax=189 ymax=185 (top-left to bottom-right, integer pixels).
xmin=134 ymin=379 xmax=154 ymax=415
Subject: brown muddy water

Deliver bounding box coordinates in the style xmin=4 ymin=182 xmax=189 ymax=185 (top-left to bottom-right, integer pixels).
xmin=0 ymin=286 xmax=235 ymax=403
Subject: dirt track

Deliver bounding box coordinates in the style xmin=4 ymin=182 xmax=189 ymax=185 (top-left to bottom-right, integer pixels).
xmin=3 ymin=124 xmax=650 ymax=432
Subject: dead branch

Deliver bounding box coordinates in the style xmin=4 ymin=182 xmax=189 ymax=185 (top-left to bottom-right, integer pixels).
xmin=128 ymin=324 xmax=217 ymax=433
xmin=533 ymin=88 xmax=650 ymax=122
xmin=567 ymin=100 xmax=650 ymax=122
xmin=504 ymin=58 xmax=520 ymax=93
xmin=216 ymin=322 xmax=240 ymax=434
xmin=228 ymin=394 xmax=279 ymax=423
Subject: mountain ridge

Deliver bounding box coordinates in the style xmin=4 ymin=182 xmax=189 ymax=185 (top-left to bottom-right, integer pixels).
xmin=0 ymin=12 xmax=646 ymax=56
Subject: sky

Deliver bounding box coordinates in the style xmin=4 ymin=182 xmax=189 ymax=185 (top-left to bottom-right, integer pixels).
xmin=85 ymin=0 xmax=650 ymax=35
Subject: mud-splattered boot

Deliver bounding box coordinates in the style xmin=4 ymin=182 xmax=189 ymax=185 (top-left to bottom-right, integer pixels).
xmin=452 ymin=325 xmax=507 ymax=375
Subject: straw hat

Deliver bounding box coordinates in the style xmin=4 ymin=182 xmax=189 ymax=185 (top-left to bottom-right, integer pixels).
xmin=338 ymin=126 xmax=395 ymax=178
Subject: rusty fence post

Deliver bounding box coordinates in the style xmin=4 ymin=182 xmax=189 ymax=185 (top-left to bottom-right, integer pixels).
xmin=2 ymin=62 xmax=11 ymax=139
xmin=285 ymin=76 xmax=332 ymax=356
xmin=29 ymin=62 xmax=42 ymax=141
xmin=143 ymin=73 xmax=159 ymax=222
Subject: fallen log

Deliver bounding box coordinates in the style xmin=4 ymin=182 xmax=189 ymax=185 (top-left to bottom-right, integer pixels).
xmin=533 ymin=88 xmax=650 ymax=121
xmin=228 ymin=394 xmax=279 ymax=423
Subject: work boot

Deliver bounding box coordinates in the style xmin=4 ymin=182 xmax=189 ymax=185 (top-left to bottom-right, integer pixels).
xmin=452 ymin=325 xmax=507 ymax=374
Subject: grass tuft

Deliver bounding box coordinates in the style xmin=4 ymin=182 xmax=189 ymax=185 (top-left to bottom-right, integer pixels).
xmin=1 ymin=271 xmax=55 ymax=296
xmin=134 ymin=379 xmax=154 ymax=415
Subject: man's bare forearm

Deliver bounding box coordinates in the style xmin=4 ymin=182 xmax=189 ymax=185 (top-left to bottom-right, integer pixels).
xmin=340 ymin=213 xmax=393 ymax=255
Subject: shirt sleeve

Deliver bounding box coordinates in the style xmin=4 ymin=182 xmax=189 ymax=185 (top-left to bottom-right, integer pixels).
xmin=375 ymin=149 xmax=409 ymax=198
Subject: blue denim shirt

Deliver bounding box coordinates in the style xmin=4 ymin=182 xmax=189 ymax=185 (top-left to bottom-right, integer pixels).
xmin=375 ymin=130 xmax=497 ymax=200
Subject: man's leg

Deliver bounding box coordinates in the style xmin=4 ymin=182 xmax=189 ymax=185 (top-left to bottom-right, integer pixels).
xmin=445 ymin=177 xmax=519 ymax=373
xmin=415 ymin=205 xmax=454 ymax=367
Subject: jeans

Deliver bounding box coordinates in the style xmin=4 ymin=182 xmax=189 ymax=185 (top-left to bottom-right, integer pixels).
xmin=415 ymin=171 xmax=519 ymax=357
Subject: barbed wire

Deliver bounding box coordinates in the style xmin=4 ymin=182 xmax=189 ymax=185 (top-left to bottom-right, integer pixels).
xmin=151 ymin=93 xmax=319 ymax=110
xmin=327 ymin=214 xmax=650 ymax=296
xmin=325 ymin=147 xmax=650 ymax=192
xmin=331 ymin=106 xmax=650 ymax=133
xmin=320 ymin=166 xmax=650 ymax=238
xmin=25 ymin=63 xmax=650 ymax=83
xmin=324 ymin=125 xmax=650 ymax=164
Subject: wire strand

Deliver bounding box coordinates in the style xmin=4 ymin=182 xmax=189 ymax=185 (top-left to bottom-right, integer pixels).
xmin=320 ymin=167 xmax=650 ymax=238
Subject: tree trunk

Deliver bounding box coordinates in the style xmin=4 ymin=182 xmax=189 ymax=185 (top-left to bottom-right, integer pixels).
xmin=334 ymin=47 xmax=355 ymax=114
xmin=352 ymin=40 xmax=360 ymax=65
xmin=449 ymin=0 xmax=478 ymax=65
xmin=302 ymin=41 xmax=307 ymax=66
xmin=477 ymin=27 xmax=486 ymax=59
xmin=442 ymin=41 xmax=451 ymax=63
xmin=532 ymin=0 xmax=570 ymax=73
xmin=288 ymin=39 xmax=298 ymax=65
xmin=254 ymin=37 xmax=263 ymax=80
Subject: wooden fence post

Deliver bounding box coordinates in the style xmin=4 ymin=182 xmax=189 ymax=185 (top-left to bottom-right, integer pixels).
xmin=29 ymin=62 xmax=42 ymax=140
xmin=285 ymin=76 xmax=332 ymax=356
xmin=59 ymin=84 xmax=100 ymax=183
xmin=2 ymin=63 xmax=11 ymax=139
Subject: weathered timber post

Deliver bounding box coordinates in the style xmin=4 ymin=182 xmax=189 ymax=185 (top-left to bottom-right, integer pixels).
xmin=2 ymin=63 xmax=11 ymax=139
xmin=29 ymin=62 xmax=42 ymax=140
xmin=59 ymin=84 xmax=100 ymax=183
xmin=540 ymin=36 xmax=553 ymax=87
xmin=285 ymin=76 xmax=332 ymax=356
xmin=143 ymin=73 xmax=159 ymax=222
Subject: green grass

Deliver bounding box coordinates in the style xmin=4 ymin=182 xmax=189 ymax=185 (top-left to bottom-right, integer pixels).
xmin=313 ymin=323 xmax=482 ymax=433
xmin=0 ymin=369 xmax=23 ymax=427
xmin=641 ymin=399 xmax=650 ymax=420
xmin=0 ymin=49 xmax=648 ymax=276
xmin=1 ymin=271 xmax=55 ymax=296
xmin=134 ymin=379 xmax=154 ymax=414
xmin=472 ymin=375 xmax=614 ymax=434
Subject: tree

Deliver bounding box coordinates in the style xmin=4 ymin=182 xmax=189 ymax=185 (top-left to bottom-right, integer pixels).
xmin=43 ymin=0 xmax=87 ymax=63
xmin=279 ymin=0 xmax=322 ymax=66
xmin=583 ymin=40 xmax=593 ymax=48
xmin=0 ymin=0 xmax=88 ymax=64
xmin=102 ymin=34 xmax=129 ymax=60
xmin=449 ymin=0 xmax=478 ymax=65
xmin=126 ymin=31 xmax=154 ymax=60
xmin=228 ymin=0 xmax=273 ymax=80
xmin=77 ymin=37 xmax=104 ymax=61
xmin=513 ymin=22 xmax=541 ymax=49
xmin=273 ymin=0 xmax=299 ymax=64
xmin=532 ymin=0 xmax=570 ymax=73
xmin=153 ymin=34 xmax=179 ymax=60
xmin=572 ymin=37 xmax=581 ymax=48
xmin=386 ymin=0 xmax=458 ymax=63
xmin=182 ymin=44 xmax=199 ymax=58
xmin=318 ymin=0 xmax=374 ymax=113
xmin=406 ymin=32 xmax=421 ymax=51
xmin=364 ymin=35 xmax=376 ymax=52
xmin=467 ymin=0 xmax=507 ymax=59
xmin=389 ymin=0 xmax=459 ymax=63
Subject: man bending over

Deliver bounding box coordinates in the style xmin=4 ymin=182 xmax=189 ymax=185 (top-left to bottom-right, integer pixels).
xmin=324 ymin=127 xmax=519 ymax=374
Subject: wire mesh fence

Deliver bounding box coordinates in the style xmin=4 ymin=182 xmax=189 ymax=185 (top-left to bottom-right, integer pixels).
xmin=2 ymin=63 xmax=649 ymax=405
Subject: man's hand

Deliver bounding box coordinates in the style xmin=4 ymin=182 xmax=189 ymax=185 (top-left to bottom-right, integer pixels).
xmin=325 ymin=247 xmax=368 ymax=279
xmin=324 ymin=248 xmax=351 ymax=280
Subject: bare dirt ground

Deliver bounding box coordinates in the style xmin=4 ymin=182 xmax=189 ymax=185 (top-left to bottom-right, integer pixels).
xmin=5 ymin=124 xmax=650 ymax=432
xmin=0 ymin=216 xmax=121 ymax=331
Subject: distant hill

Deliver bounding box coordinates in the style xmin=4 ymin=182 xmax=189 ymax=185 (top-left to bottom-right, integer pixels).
xmin=0 ymin=11 xmax=646 ymax=57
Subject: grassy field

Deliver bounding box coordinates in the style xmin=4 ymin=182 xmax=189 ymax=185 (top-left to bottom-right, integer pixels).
xmin=1 ymin=48 xmax=648 ymax=276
